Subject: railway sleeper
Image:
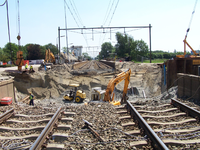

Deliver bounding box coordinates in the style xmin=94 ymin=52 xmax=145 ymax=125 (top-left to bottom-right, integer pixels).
xmin=0 ymin=124 xmax=71 ymax=132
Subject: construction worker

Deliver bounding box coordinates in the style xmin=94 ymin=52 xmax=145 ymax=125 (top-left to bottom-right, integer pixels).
xmin=25 ymin=62 xmax=28 ymax=71
xmin=30 ymin=65 xmax=33 ymax=72
xmin=29 ymin=92 xmax=34 ymax=106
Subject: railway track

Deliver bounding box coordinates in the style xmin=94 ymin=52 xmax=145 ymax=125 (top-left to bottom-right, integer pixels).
xmin=0 ymin=106 xmax=75 ymax=149
xmin=116 ymin=98 xmax=200 ymax=149
xmin=78 ymin=60 xmax=113 ymax=70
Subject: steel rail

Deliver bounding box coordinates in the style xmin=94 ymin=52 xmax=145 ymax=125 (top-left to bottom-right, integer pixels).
xmin=126 ymin=101 xmax=169 ymax=150
xmin=0 ymin=108 xmax=14 ymax=124
xmin=30 ymin=106 xmax=62 ymax=150
xmin=171 ymin=98 xmax=200 ymax=123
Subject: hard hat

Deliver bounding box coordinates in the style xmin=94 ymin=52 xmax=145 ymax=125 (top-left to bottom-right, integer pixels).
xmin=29 ymin=92 xmax=32 ymax=94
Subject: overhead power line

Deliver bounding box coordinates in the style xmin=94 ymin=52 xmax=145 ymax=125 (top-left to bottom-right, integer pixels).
xmin=101 ymin=0 xmax=120 ymax=44
xmin=0 ymin=0 xmax=7 ymax=6
xmin=70 ymin=0 xmax=84 ymax=27
xmin=103 ymin=0 xmax=115 ymax=26
xmin=102 ymin=0 xmax=112 ymax=26
xmin=63 ymin=0 xmax=88 ymax=47
xmin=108 ymin=0 xmax=119 ymax=27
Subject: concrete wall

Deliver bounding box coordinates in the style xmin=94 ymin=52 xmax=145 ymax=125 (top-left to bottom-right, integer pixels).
xmin=177 ymin=73 xmax=200 ymax=100
xmin=0 ymin=79 xmax=14 ymax=100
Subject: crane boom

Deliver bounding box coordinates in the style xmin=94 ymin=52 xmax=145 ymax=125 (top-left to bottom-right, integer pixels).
xmin=103 ymin=68 xmax=131 ymax=103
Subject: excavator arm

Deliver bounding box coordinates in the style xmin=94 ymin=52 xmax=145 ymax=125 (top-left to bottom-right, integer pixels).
xmin=45 ymin=49 xmax=55 ymax=63
xmin=103 ymin=68 xmax=131 ymax=103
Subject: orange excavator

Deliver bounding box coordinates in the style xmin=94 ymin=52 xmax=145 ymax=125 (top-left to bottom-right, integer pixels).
xmin=103 ymin=68 xmax=131 ymax=105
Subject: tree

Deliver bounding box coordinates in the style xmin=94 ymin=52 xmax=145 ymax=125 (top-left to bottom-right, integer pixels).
xmin=26 ymin=44 xmax=43 ymax=60
xmin=100 ymin=42 xmax=114 ymax=59
xmin=133 ymin=40 xmax=149 ymax=60
xmin=82 ymin=52 xmax=92 ymax=60
xmin=0 ymin=47 xmax=9 ymax=63
xmin=3 ymin=43 xmax=19 ymax=62
xmin=44 ymin=43 xmax=58 ymax=55
xmin=115 ymin=32 xmax=137 ymax=59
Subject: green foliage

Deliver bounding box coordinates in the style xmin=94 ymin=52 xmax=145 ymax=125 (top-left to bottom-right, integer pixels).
xmin=100 ymin=32 xmax=149 ymax=61
xmin=82 ymin=52 xmax=92 ymax=60
xmin=100 ymin=42 xmax=114 ymax=59
xmin=3 ymin=43 xmax=19 ymax=62
xmin=115 ymin=32 xmax=135 ymax=58
xmin=44 ymin=43 xmax=58 ymax=55
xmin=26 ymin=44 xmax=43 ymax=60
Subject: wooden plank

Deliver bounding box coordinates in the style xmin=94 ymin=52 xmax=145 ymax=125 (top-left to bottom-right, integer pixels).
xmin=46 ymin=144 xmax=65 ymax=150
xmin=154 ymin=126 xmax=200 ymax=134
xmin=125 ymin=130 xmax=140 ymax=135
xmin=119 ymin=116 xmax=131 ymax=120
xmin=163 ymin=139 xmax=200 ymax=144
xmin=142 ymin=112 xmax=186 ymax=118
xmin=7 ymin=118 xmax=73 ymax=124
xmin=138 ymin=108 xmax=178 ymax=113
xmin=147 ymin=118 xmax=196 ymax=125
xmin=121 ymin=122 xmax=135 ymax=127
xmin=116 ymin=110 xmax=127 ymax=114
xmin=133 ymin=104 xmax=171 ymax=109
xmin=130 ymin=139 xmax=200 ymax=147
xmin=130 ymin=140 xmax=147 ymax=147
xmin=0 ymin=125 xmax=71 ymax=131
xmin=0 ymin=134 xmax=40 ymax=140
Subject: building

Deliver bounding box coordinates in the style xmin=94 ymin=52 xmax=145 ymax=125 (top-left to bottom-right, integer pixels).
xmin=70 ymin=46 xmax=83 ymax=59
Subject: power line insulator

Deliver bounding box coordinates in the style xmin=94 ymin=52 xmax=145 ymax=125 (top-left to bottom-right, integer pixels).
xmin=17 ymin=35 xmax=21 ymax=40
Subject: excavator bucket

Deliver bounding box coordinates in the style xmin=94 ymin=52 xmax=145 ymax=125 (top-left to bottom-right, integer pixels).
xmin=110 ymin=101 xmax=121 ymax=106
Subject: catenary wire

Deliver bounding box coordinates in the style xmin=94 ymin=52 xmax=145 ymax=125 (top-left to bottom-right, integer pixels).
xmin=0 ymin=0 xmax=7 ymax=6
xmin=101 ymin=0 xmax=120 ymax=44
xmin=64 ymin=0 xmax=88 ymax=47
xmin=103 ymin=0 xmax=115 ymax=26
xmin=107 ymin=0 xmax=120 ymax=27
xmin=102 ymin=0 xmax=112 ymax=26
xmin=70 ymin=0 xmax=84 ymax=27
xmin=64 ymin=0 xmax=80 ymax=28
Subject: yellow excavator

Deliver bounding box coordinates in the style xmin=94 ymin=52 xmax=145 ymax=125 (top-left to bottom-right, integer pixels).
xmin=45 ymin=49 xmax=55 ymax=63
xmin=103 ymin=68 xmax=131 ymax=105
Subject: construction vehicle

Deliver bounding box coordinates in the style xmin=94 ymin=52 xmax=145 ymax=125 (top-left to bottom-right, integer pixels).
xmin=16 ymin=51 xmax=24 ymax=71
xmin=176 ymin=0 xmax=200 ymax=65
xmin=103 ymin=68 xmax=131 ymax=105
xmin=38 ymin=49 xmax=55 ymax=70
xmin=91 ymin=87 xmax=106 ymax=101
xmin=63 ymin=84 xmax=86 ymax=103
xmin=45 ymin=49 xmax=55 ymax=64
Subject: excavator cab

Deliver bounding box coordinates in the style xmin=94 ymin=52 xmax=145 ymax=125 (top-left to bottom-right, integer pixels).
xmin=63 ymin=84 xmax=86 ymax=103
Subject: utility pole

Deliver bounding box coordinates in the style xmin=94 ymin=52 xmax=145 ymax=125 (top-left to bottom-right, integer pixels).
xmin=58 ymin=27 xmax=60 ymax=63
xmin=64 ymin=0 xmax=69 ymax=59
xmin=149 ymin=24 xmax=152 ymax=63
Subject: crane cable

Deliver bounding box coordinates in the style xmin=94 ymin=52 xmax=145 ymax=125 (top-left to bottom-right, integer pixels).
xmin=186 ymin=0 xmax=198 ymax=36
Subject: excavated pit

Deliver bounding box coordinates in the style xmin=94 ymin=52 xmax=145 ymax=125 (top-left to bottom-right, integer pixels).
xmin=1 ymin=61 xmax=166 ymax=104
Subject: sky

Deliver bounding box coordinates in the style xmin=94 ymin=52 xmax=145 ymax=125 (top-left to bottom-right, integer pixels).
xmin=0 ymin=0 xmax=200 ymax=58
